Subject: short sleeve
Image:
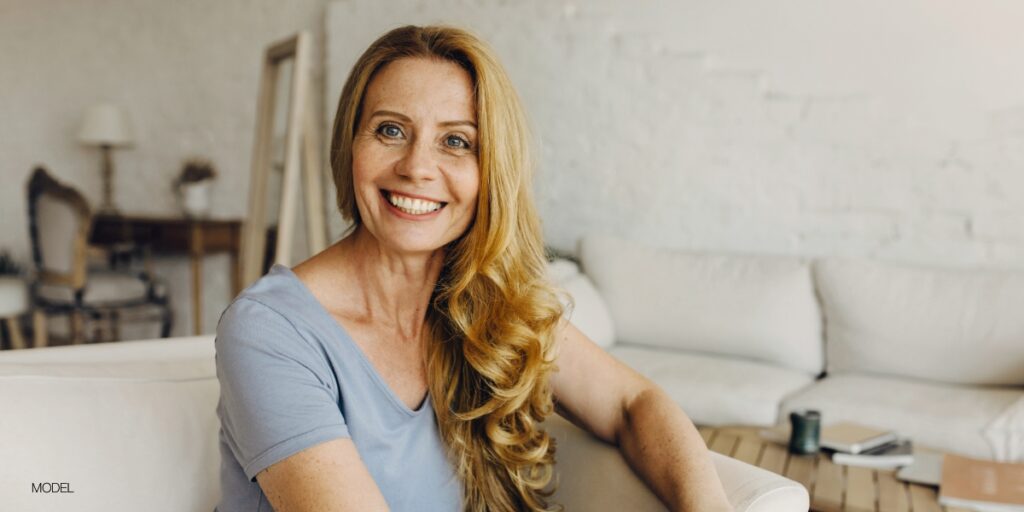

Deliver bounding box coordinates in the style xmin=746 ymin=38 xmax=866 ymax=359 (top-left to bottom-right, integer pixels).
xmin=215 ymin=298 xmax=350 ymax=482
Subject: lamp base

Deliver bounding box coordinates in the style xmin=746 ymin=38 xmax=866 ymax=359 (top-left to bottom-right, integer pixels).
xmin=98 ymin=145 xmax=119 ymax=216
xmin=95 ymin=203 xmax=121 ymax=216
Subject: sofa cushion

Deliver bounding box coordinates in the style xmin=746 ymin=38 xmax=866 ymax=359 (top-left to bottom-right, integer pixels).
xmin=610 ymin=344 xmax=815 ymax=426
xmin=815 ymin=258 xmax=1024 ymax=386
xmin=547 ymin=258 xmax=616 ymax=348
xmin=779 ymin=373 xmax=1024 ymax=460
xmin=0 ymin=375 xmax=222 ymax=511
xmin=580 ymin=234 xmax=823 ymax=375
xmin=985 ymin=396 xmax=1024 ymax=463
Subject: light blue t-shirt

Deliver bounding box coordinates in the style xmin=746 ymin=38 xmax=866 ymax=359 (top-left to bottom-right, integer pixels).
xmin=215 ymin=264 xmax=462 ymax=511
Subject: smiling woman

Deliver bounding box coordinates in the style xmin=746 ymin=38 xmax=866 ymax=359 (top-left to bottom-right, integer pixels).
xmin=214 ymin=24 xmax=732 ymax=512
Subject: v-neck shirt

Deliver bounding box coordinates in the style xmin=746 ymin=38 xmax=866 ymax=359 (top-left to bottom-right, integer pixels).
xmin=214 ymin=264 xmax=462 ymax=511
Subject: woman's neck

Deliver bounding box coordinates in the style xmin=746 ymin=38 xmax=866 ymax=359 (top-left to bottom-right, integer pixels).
xmin=334 ymin=226 xmax=445 ymax=341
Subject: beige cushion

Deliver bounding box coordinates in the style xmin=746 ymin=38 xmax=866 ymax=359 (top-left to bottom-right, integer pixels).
xmin=611 ymin=344 xmax=815 ymax=427
xmin=35 ymin=193 xmax=80 ymax=275
xmin=985 ymin=396 xmax=1024 ymax=462
xmin=547 ymin=259 xmax=616 ymax=348
xmin=780 ymin=373 xmax=1024 ymax=460
xmin=815 ymin=258 xmax=1024 ymax=386
xmin=580 ymin=235 xmax=823 ymax=375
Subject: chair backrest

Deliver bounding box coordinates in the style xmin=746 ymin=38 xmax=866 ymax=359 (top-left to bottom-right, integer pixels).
xmin=27 ymin=167 xmax=91 ymax=288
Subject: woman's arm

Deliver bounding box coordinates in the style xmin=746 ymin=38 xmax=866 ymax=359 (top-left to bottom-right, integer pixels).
xmin=256 ymin=438 xmax=390 ymax=512
xmin=549 ymin=320 xmax=732 ymax=512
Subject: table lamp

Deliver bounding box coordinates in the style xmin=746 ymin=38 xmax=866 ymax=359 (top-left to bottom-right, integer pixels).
xmin=78 ymin=104 xmax=134 ymax=213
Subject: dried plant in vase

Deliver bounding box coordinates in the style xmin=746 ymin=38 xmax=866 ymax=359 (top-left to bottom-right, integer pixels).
xmin=174 ymin=158 xmax=217 ymax=218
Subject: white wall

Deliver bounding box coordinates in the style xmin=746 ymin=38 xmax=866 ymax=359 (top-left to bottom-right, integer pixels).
xmin=0 ymin=0 xmax=327 ymax=335
xmin=326 ymin=0 xmax=1024 ymax=267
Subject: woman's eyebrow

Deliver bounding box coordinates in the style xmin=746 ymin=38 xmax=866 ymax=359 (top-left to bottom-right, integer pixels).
xmin=368 ymin=109 xmax=412 ymax=122
xmin=439 ymin=120 xmax=477 ymax=129
xmin=368 ymin=110 xmax=476 ymax=129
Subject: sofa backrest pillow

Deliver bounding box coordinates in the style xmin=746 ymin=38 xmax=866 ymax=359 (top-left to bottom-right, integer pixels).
xmin=816 ymin=258 xmax=1024 ymax=386
xmin=547 ymin=258 xmax=616 ymax=348
xmin=579 ymin=234 xmax=824 ymax=375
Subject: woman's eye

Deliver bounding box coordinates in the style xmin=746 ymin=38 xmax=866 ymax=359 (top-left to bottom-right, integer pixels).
xmin=376 ymin=123 xmax=403 ymax=139
xmin=445 ymin=135 xmax=470 ymax=149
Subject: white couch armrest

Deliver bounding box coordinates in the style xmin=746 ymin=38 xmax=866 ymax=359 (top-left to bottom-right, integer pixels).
xmin=546 ymin=415 xmax=809 ymax=512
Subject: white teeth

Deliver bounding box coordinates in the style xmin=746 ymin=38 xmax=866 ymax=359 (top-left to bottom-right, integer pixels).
xmin=387 ymin=191 xmax=442 ymax=215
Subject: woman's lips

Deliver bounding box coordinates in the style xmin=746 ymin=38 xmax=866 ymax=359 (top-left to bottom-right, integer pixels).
xmin=380 ymin=189 xmax=445 ymax=220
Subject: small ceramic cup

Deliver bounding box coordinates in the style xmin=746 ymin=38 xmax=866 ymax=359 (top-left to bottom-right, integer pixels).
xmin=788 ymin=409 xmax=821 ymax=455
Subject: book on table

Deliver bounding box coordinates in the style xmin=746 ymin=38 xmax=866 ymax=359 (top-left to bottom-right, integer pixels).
xmin=832 ymin=439 xmax=914 ymax=468
xmin=760 ymin=421 xmax=898 ymax=455
xmin=939 ymin=454 xmax=1024 ymax=512
xmin=896 ymin=451 xmax=944 ymax=486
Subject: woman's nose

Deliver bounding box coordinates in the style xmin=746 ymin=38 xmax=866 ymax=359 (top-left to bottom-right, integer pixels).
xmin=395 ymin=138 xmax=438 ymax=182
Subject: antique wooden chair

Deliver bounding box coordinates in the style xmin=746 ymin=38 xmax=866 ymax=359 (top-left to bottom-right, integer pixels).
xmin=26 ymin=167 xmax=173 ymax=345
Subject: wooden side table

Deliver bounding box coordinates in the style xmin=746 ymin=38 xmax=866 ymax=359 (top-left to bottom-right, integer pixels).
xmin=698 ymin=425 xmax=968 ymax=512
xmin=90 ymin=214 xmax=243 ymax=335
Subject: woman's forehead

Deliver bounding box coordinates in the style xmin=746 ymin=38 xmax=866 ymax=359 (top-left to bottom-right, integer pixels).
xmin=362 ymin=57 xmax=476 ymax=124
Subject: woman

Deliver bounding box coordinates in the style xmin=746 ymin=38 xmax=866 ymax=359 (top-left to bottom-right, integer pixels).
xmin=215 ymin=25 xmax=732 ymax=512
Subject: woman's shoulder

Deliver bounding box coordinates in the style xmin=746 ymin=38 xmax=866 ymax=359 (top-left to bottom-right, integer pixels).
xmin=224 ymin=265 xmax=300 ymax=315
xmin=215 ymin=267 xmax=336 ymax=378
xmin=216 ymin=264 xmax=324 ymax=345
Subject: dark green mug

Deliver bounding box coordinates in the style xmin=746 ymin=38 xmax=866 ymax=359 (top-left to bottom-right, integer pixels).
xmin=788 ymin=409 xmax=821 ymax=455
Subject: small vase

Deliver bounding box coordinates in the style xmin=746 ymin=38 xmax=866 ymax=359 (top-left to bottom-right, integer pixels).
xmin=179 ymin=181 xmax=211 ymax=219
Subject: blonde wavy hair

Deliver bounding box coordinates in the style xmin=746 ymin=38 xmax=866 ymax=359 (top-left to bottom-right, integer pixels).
xmin=329 ymin=25 xmax=566 ymax=511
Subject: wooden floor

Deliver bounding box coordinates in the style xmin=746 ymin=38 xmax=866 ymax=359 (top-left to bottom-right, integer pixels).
xmin=697 ymin=426 xmax=968 ymax=512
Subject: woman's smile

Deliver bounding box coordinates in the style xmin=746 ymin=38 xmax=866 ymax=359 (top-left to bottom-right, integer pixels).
xmin=380 ymin=188 xmax=448 ymax=219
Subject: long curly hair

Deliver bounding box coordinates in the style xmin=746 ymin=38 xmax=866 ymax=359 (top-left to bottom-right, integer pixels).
xmin=329 ymin=25 xmax=566 ymax=511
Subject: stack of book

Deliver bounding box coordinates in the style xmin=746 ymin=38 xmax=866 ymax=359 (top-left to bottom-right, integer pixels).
xmin=761 ymin=422 xmax=913 ymax=469
xmin=938 ymin=455 xmax=1024 ymax=511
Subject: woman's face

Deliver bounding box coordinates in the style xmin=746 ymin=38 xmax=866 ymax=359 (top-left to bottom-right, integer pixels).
xmin=351 ymin=57 xmax=480 ymax=256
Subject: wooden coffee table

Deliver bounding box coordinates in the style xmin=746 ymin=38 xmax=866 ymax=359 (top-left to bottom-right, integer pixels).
xmin=698 ymin=426 xmax=968 ymax=512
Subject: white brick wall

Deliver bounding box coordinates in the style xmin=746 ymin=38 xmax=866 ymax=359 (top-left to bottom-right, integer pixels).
xmin=327 ymin=0 xmax=1024 ymax=268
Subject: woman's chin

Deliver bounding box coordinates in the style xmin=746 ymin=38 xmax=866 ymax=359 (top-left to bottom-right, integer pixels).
xmin=380 ymin=235 xmax=450 ymax=256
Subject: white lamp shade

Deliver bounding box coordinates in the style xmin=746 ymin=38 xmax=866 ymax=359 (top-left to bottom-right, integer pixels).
xmin=78 ymin=104 xmax=134 ymax=147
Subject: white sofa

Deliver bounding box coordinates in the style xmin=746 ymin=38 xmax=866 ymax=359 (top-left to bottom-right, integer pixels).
xmin=0 ymin=335 xmax=808 ymax=512
xmin=554 ymin=234 xmax=1024 ymax=462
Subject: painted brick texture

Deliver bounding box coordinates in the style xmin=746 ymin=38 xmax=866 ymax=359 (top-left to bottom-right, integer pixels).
xmin=327 ymin=0 xmax=1024 ymax=267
